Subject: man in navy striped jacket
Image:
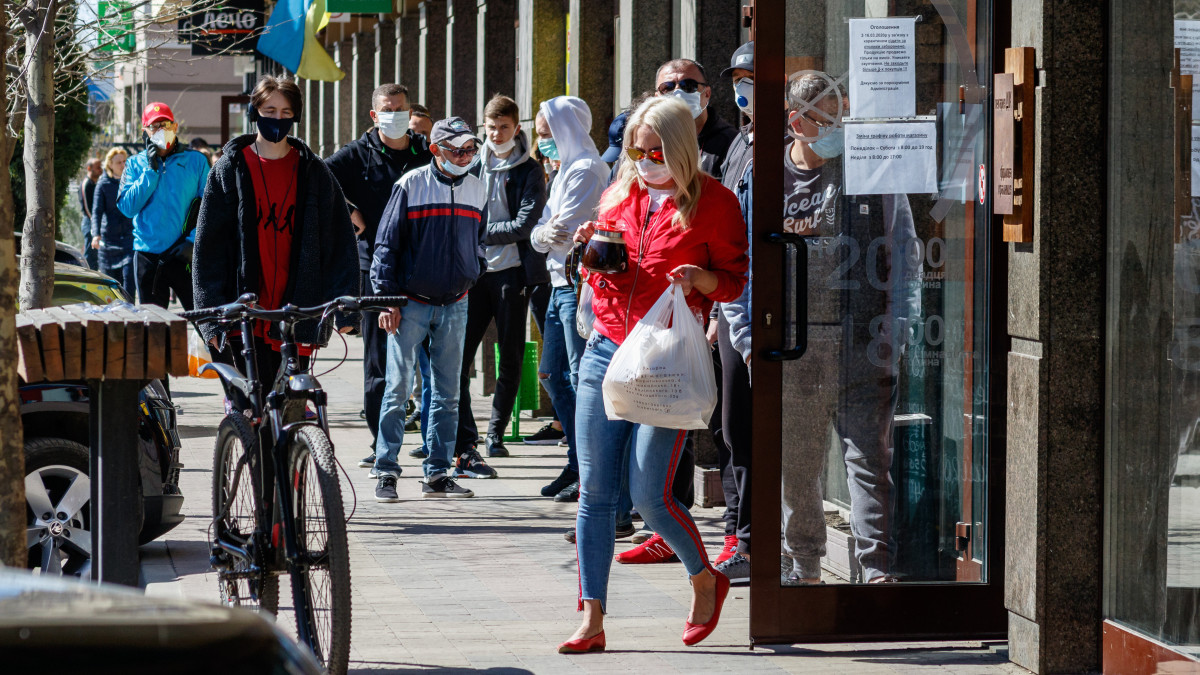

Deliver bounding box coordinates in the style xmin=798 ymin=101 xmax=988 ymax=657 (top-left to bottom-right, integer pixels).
xmin=370 ymin=117 xmax=488 ymax=500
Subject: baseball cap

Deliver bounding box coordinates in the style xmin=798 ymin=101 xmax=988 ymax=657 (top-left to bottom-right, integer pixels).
xmin=600 ymin=111 xmax=630 ymax=163
xmin=429 ymin=117 xmax=479 ymax=148
xmin=141 ymin=102 xmax=175 ymax=127
xmin=720 ymin=42 xmax=754 ymax=78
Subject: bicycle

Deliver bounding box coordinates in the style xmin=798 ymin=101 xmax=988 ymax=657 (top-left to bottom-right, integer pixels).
xmin=179 ymin=293 xmax=406 ymax=674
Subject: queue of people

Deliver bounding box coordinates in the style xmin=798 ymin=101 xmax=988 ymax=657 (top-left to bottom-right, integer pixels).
xmin=67 ymin=35 xmax=914 ymax=652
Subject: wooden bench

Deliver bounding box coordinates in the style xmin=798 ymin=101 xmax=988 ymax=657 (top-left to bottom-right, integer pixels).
xmin=16 ymin=303 xmax=190 ymax=587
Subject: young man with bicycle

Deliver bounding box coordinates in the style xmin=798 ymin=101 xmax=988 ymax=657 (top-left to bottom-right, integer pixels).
xmin=371 ymin=116 xmax=488 ymax=501
xmin=192 ymin=75 xmax=359 ymax=387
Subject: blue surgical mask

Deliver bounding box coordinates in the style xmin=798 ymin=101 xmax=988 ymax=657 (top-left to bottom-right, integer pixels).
xmin=733 ymin=79 xmax=754 ymax=115
xmin=809 ymin=127 xmax=844 ymax=159
xmin=537 ymin=137 xmax=559 ymax=161
xmin=256 ymin=115 xmax=294 ymax=143
xmin=670 ymin=89 xmax=705 ymax=119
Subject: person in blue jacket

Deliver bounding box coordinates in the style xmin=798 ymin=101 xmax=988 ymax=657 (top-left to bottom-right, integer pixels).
xmin=117 ymin=102 xmax=210 ymax=309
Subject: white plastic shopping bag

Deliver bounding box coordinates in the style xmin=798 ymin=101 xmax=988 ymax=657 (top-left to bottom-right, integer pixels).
xmin=576 ymin=282 xmax=596 ymax=340
xmin=188 ymin=327 xmax=217 ymax=379
xmin=601 ymin=285 xmax=717 ymax=429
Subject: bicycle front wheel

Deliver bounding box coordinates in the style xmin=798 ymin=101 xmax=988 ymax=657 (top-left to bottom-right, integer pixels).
xmin=288 ymin=425 xmax=351 ymax=674
xmin=212 ymin=414 xmax=278 ymax=613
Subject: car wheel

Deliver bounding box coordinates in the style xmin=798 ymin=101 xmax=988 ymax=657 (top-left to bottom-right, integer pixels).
xmin=25 ymin=438 xmax=93 ymax=576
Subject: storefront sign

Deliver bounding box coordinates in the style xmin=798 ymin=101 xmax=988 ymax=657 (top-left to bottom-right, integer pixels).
xmin=177 ymin=0 xmax=264 ymax=56
xmin=326 ymin=0 xmax=393 ymax=12
xmin=97 ymin=1 xmax=136 ymax=53
xmin=1191 ymin=125 xmax=1200 ymax=198
xmin=843 ymin=119 xmax=938 ymax=196
xmin=848 ymin=18 xmax=917 ymax=118
xmin=1176 ymin=20 xmax=1200 ymax=120
xmin=993 ymin=74 xmax=1014 ymax=214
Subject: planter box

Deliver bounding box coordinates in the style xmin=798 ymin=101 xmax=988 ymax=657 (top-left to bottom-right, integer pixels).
xmin=695 ymin=465 xmax=725 ymax=508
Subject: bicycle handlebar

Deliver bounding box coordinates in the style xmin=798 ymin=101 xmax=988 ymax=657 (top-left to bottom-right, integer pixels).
xmin=178 ymin=294 xmax=408 ymax=324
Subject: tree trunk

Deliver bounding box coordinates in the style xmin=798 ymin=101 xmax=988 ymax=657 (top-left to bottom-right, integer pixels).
xmin=17 ymin=0 xmax=57 ymax=311
xmin=0 ymin=0 xmax=28 ymax=569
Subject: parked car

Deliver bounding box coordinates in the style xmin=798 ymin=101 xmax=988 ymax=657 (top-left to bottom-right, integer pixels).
xmin=0 ymin=569 xmax=323 ymax=675
xmin=14 ymin=231 xmax=92 ymax=269
xmin=20 ymin=255 xmax=184 ymax=576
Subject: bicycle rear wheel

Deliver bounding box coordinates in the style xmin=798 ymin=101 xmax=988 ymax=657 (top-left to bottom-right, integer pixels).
xmin=212 ymin=414 xmax=278 ymax=613
xmin=288 ymin=425 xmax=351 ymax=674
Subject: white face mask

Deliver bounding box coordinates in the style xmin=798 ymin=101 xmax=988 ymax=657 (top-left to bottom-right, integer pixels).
xmin=375 ymin=110 xmax=410 ymax=139
xmin=670 ymin=89 xmax=705 ymax=119
xmin=150 ymin=128 xmax=175 ymax=150
xmin=488 ymin=138 xmax=516 ymax=155
xmin=635 ymin=158 xmax=673 ymax=186
xmin=733 ymin=78 xmax=754 ymax=115
xmin=439 ymin=152 xmax=475 ymax=177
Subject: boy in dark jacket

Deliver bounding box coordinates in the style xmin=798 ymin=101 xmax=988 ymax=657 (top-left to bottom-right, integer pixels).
xmin=325 ymin=83 xmax=432 ymax=471
xmin=192 ymin=76 xmax=358 ymax=390
xmin=371 ymin=116 xmax=487 ymax=500
xmin=454 ymin=94 xmax=548 ymax=467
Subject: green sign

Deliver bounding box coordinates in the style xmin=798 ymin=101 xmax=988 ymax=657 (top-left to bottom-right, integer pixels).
xmin=97 ymin=1 xmax=136 ymax=53
xmin=325 ymin=0 xmax=393 ymax=13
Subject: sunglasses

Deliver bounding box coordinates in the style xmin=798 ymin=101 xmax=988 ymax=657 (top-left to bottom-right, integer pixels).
xmin=144 ymin=120 xmax=173 ymax=131
xmin=626 ymin=146 xmax=666 ymax=165
xmin=657 ymin=78 xmax=707 ymax=95
xmin=441 ymin=144 xmax=478 ymax=159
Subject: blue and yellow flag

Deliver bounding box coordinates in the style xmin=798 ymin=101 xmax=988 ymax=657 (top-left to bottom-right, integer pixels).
xmin=256 ymin=0 xmax=345 ymax=82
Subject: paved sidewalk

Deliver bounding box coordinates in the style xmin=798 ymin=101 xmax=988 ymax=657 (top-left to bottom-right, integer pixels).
xmin=139 ymin=333 xmax=1027 ymax=674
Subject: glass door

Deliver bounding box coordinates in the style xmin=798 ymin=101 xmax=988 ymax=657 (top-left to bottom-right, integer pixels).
xmin=747 ymin=0 xmax=1005 ymax=641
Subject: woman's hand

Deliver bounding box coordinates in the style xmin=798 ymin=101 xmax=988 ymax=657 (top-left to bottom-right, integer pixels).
xmin=91 ymin=236 xmax=101 ymax=250
xmin=667 ymin=265 xmax=718 ymax=296
xmin=378 ymin=307 xmax=402 ymax=334
xmin=573 ymin=220 xmax=596 ymax=245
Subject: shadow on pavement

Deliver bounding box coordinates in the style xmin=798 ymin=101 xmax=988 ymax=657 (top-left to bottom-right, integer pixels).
xmin=351 ymin=665 xmax=533 ymax=674
xmin=756 ymin=643 xmax=1011 ymax=666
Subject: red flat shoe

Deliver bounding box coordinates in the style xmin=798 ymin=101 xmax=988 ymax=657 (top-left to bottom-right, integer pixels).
xmin=557 ymin=630 xmax=606 ymax=654
xmin=615 ymin=533 xmax=678 ymax=564
xmin=682 ymin=571 xmax=731 ymax=646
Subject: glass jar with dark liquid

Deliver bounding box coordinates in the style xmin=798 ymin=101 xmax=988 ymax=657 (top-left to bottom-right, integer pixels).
xmin=582 ymin=221 xmax=629 ymax=275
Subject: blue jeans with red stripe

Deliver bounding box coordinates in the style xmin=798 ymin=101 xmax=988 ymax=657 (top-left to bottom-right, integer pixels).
xmin=575 ymin=333 xmax=712 ymax=611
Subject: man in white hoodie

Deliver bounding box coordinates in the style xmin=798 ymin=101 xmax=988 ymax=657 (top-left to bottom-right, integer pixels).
xmin=530 ymin=96 xmax=611 ymax=500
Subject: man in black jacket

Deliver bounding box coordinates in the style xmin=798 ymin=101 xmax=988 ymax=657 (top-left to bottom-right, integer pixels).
xmin=325 ymin=83 xmax=433 ymax=468
xmin=453 ymin=94 xmax=548 ymax=467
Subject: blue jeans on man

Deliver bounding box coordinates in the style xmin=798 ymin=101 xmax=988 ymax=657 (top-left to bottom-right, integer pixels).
xmin=375 ymin=299 xmax=469 ymax=479
xmin=538 ymin=286 xmax=586 ymax=471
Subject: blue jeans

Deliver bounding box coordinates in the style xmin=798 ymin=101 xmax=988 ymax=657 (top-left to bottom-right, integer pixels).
xmin=417 ymin=343 xmax=431 ymax=451
xmin=575 ymin=334 xmax=713 ymax=611
xmin=538 ymin=286 xmax=586 ymax=471
xmin=375 ymin=299 xmax=468 ymax=479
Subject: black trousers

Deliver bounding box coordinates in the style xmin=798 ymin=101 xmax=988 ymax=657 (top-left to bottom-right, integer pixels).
xmin=360 ymin=270 xmax=389 ymax=452
xmin=716 ymin=311 xmax=753 ymax=552
xmin=134 ymin=251 xmax=194 ymax=310
xmin=456 ymin=267 xmax=528 ymax=450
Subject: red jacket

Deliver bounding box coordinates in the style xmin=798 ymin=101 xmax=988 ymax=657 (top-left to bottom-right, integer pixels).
xmin=588 ymin=175 xmax=749 ymax=345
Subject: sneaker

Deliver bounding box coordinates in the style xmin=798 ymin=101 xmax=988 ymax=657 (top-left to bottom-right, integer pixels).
xmin=564 ymin=522 xmax=639 ymax=544
xmin=541 ymin=466 xmax=579 ymax=496
xmin=454 ymin=449 xmax=498 ymax=479
xmin=485 ymin=434 xmax=509 ymax=458
xmin=715 ymin=552 xmax=750 ymax=585
xmin=630 ymin=527 xmax=654 ymax=544
xmin=409 ymin=445 xmax=429 ymax=458
xmin=558 ymin=439 xmax=569 ymax=447
xmin=358 ymin=452 xmax=376 ymax=468
xmin=422 ymin=474 xmax=474 ymax=498
xmin=404 ymin=398 xmax=416 ymax=417
xmin=375 ymin=476 xmax=399 ymax=502
xmin=564 ymin=528 xmax=576 ymax=544
xmin=715 ymin=534 xmax=739 ymax=565
xmin=358 ymin=408 xmax=366 ymax=420
xmin=368 ymin=466 xmax=379 ymax=479
xmin=553 ymin=481 xmax=580 ymax=502
xmin=615 ymin=522 xmax=636 ymax=539
xmin=615 ymin=533 xmax=678 ymax=564
xmin=404 ymin=409 xmax=421 ymax=433
xmin=523 ymin=422 xmax=565 ymax=445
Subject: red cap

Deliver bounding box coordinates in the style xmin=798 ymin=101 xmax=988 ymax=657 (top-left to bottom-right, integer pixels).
xmin=141 ymin=102 xmax=175 ymax=127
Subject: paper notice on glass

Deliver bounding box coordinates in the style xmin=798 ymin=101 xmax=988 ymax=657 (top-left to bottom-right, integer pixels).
xmin=1192 ymin=125 xmax=1200 ymax=197
xmin=1177 ymin=20 xmax=1200 ymax=120
xmin=844 ymin=120 xmax=938 ymax=196
xmin=848 ymin=18 xmax=917 ymax=119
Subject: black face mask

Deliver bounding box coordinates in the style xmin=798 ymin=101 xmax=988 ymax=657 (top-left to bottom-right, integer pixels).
xmin=256 ymin=116 xmax=295 ymax=143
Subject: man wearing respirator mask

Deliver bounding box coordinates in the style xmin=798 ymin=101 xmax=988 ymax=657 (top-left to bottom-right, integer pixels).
xmin=117 ymin=102 xmax=211 ymax=309
xmin=326 ymin=83 xmax=433 ymax=472
xmin=653 ymin=58 xmax=738 ymax=180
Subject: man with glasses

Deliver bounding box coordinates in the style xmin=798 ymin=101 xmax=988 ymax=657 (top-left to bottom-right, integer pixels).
xmin=371 ymin=116 xmax=488 ymax=500
xmin=654 ymin=59 xmax=738 ymax=179
xmin=118 ymin=102 xmax=210 ymax=309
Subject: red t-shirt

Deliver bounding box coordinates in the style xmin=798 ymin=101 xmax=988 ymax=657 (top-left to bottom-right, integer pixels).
xmin=242 ymin=145 xmax=311 ymax=354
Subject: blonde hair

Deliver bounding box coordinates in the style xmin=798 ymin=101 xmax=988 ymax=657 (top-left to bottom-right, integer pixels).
xmin=598 ymin=96 xmax=703 ymax=230
xmin=102 ymin=147 xmax=128 ymax=178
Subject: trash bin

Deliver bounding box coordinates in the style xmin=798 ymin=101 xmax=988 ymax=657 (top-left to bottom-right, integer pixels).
xmin=495 ymin=341 xmax=539 ymax=441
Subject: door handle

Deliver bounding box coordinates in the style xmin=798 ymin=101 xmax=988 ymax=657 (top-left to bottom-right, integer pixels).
xmin=760 ymin=232 xmax=808 ymax=362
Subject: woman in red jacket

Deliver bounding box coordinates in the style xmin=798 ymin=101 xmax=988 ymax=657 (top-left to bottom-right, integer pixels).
xmin=559 ymin=96 xmax=749 ymax=653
